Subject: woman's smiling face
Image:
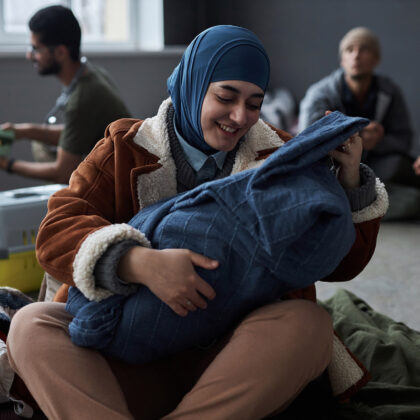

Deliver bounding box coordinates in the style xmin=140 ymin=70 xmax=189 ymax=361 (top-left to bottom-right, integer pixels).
xmin=200 ymin=80 xmax=264 ymax=152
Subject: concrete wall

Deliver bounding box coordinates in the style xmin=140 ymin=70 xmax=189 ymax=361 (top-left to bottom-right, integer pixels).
xmin=1 ymin=0 xmax=419 ymax=191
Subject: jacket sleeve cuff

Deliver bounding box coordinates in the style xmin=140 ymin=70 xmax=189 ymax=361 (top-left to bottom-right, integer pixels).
xmin=345 ymin=163 xmax=377 ymax=212
xmin=94 ymin=240 xmax=141 ymax=296
xmin=350 ymin=171 xmax=389 ymax=224
xmin=73 ymin=224 xmax=152 ymax=301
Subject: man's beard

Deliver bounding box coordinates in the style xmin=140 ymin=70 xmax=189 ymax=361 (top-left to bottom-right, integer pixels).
xmin=349 ymin=72 xmax=371 ymax=82
xmin=38 ymin=58 xmax=62 ymax=76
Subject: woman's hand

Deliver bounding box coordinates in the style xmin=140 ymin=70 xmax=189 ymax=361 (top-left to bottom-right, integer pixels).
xmin=360 ymin=121 xmax=384 ymax=150
xmin=118 ymin=247 xmax=219 ymax=317
xmin=325 ymin=111 xmax=363 ymax=189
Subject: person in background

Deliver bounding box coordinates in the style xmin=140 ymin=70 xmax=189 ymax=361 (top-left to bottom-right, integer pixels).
xmin=299 ymin=27 xmax=419 ymax=219
xmin=6 ymin=25 xmax=387 ymax=419
xmin=0 ymin=5 xmax=130 ymax=183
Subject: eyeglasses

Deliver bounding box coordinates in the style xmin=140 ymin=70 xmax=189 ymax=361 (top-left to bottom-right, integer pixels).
xmin=27 ymin=44 xmax=55 ymax=56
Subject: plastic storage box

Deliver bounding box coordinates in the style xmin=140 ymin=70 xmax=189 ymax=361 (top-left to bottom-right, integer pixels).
xmin=0 ymin=184 xmax=66 ymax=292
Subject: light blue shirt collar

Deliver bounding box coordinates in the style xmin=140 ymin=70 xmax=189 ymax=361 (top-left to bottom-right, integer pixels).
xmin=173 ymin=117 xmax=227 ymax=172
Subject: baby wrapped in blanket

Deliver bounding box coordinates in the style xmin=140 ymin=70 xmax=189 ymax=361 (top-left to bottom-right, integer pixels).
xmin=66 ymin=112 xmax=369 ymax=364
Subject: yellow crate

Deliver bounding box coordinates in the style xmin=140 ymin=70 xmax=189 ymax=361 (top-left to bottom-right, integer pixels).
xmin=0 ymin=184 xmax=66 ymax=293
xmin=0 ymin=249 xmax=44 ymax=292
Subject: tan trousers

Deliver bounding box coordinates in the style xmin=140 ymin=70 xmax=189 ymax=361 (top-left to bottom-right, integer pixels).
xmin=7 ymin=299 xmax=333 ymax=420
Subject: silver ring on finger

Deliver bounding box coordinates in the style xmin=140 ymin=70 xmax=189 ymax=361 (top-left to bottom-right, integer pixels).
xmin=185 ymin=299 xmax=193 ymax=307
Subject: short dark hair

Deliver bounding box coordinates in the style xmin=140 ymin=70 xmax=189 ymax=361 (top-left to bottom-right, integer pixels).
xmin=29 ymin=5 xmax=81 ymax=61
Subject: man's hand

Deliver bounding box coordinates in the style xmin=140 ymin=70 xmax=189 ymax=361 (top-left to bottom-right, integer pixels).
xmin=1 ymin=123 xmax=14 ymax=132
xmin=1 ymin=122 xmax=63 ymax=145
xmin=360 ymin=121 xmax=384 ymax=150
xmin=413 ymin=156 xmax=420 ymax=176
xmin=0 ymin=156 xmax=8 ymax=171
xmin=0 ymin=147 xmax=82 ymax=182
xmin=1 ymin=122 xmax=27 ymax=140
xmin=118 ymin=247 xmax=219 ymax=317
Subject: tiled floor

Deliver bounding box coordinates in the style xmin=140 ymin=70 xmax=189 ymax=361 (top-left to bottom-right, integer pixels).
xmin=317 ymin=221 xmax=420 ymax=331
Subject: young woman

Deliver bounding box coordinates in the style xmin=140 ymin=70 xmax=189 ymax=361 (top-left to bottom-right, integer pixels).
xmin=65 ymin=109 xmax=370 ymax=365
xmin=8 ymin=25 xmax=387 ymax=419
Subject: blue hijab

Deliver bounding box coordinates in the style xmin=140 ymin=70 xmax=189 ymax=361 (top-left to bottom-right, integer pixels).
xmin=167 ymin=25 xmax=270 ymax=152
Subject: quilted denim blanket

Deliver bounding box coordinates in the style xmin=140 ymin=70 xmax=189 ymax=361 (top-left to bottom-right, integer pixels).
xmin=67 ymin=111 xmax=369 ymax=364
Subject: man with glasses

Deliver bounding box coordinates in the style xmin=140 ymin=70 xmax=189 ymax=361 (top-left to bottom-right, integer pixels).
xmin=0 ymin=5 xmax=130 ymax=183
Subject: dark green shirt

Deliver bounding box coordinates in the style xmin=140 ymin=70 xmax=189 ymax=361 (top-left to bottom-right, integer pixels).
xmin=59 ymin=63 xmax=131 ymax=156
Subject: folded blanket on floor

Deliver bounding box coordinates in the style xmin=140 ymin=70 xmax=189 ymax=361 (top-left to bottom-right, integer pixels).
xmin=67 ymin=111 xmax=369 ymax=364
xmin=321 ymin=289 xmax=420 ymax=420
xmin=271 ymin=289 xmax=420 ymax=420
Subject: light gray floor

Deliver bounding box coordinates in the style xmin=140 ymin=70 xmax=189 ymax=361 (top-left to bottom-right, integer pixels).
xmin=316 ymin=222 xmax=420 ymax=332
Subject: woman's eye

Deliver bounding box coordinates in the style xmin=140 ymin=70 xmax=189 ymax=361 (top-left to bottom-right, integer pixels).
xmin=247 ymin=103 xmax=262 ymax=111
xmin=216 ymin=95 xmax=232 ymax=103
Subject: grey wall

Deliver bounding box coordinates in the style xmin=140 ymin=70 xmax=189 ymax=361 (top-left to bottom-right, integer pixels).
xmin=1 ymin=0 xmax=419 ymax=191
xmin=164 ymin=0 xmax=209 ymax=46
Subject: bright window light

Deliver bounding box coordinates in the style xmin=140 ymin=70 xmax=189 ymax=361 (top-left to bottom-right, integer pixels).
xmin=0 ymin=0 xmax=163 ymax=51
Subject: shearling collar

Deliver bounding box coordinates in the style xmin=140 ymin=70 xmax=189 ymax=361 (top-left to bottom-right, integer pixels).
xmin=132 ymin=98 xmax=284 ymax=210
